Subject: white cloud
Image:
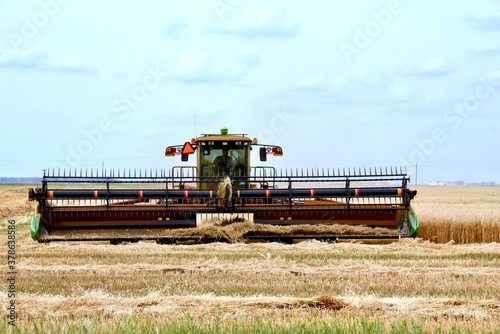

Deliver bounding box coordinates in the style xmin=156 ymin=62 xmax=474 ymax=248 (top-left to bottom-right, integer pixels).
xmin=485 ymin=70 xmax=500 ymax=87
xmin=388 ymin=85 xmax=412 ymax=101
xmin=0 ymin=48 xmax=47 ymax=69
xmin=463 ymin=9 xmax=500 ymax=31
xmin=168 ymin=53 xmax=259 ymax=84
xmin=399 ymin=58 xmax=457 ymax=77
xmin=161 ymin=20 xmax=189 ymax=38
xmin=43 ymin=58 xmax=97 ymax=74
xmin=280 ymin=66 xmax=413 ymax=106
xmin=294 ymin=74 xmax=333 ymax=92
xmin=0 ymin=48 xmax=97 ymax=74
xmin=206 ymin=7 xmax=300 ymax=39
xmin=420 ymin=58 xmax=456 ymax=76
xmin=423 ymin=90 xmax=445 ymax=104
xmin=173 ymin=54 xmax=212 ymax=81
xmin=467 ymin=46 xmax=500 ymax=58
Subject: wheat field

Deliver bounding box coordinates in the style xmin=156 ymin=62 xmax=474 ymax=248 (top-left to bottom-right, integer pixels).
xmin=415 ymin=186 xmax=500 ymax=243
xmin=1 ymin=185 xmax=500 ymax=333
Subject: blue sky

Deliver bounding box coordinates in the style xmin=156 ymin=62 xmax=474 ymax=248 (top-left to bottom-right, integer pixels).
xmin=1 ymin=0 xmax=499 ymax=183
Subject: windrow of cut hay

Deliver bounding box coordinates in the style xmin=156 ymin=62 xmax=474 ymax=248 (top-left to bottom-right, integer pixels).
xmin=174 ymin=220 xmax=399 ymax=243
xmin=2 ymin=291 xmax=498 ymax=327
xmin=47 ymin=220 xmax=399 ymax=243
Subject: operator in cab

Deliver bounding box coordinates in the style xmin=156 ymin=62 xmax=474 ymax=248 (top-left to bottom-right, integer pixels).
xmin=212 ymin=149 xmax=234 ymax=176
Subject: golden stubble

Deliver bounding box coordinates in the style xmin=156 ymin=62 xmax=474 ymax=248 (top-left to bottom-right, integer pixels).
xmin=2 ymin=239 xmax=500 ymax=331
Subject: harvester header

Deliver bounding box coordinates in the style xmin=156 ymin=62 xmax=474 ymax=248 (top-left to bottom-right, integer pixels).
xmin=28 ymin=126 xmax=418 ymax=243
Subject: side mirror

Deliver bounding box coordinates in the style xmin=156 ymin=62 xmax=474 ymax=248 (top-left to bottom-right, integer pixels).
xmin=181 ymin=154 xmax=189 ymax=162
xmin=259 ymin=147 xmax=267 ymax=161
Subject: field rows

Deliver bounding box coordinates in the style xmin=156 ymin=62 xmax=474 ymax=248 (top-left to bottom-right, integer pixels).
xmin=2 ymin=290 xmax=499 ymax=326
xmin=2 ymin=239 xmax=500 ymax=332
